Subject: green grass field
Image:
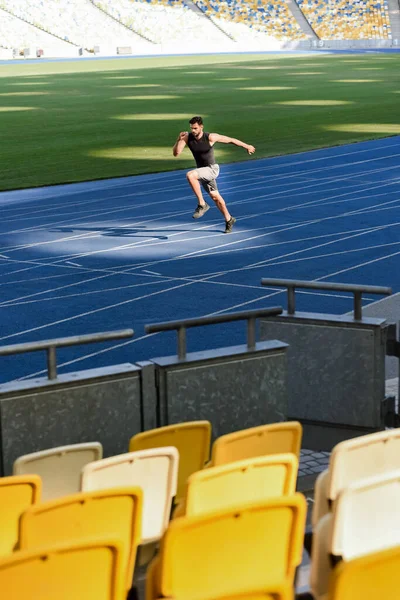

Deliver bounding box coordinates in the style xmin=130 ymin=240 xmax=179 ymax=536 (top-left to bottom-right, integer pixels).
xmin=1 ymin=52 xmax=399 ymax=191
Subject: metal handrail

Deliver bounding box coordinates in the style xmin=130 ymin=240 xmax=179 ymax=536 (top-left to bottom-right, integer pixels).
xmin=145 ymin=307 xmax=283 ymax=360
xmin=260 ymin=278 xmax=392 ymax=320
xmin=0 ymin=329 xmax=134 ymax=381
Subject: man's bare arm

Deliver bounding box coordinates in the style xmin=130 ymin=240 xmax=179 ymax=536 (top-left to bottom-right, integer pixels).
xmin=173 ymin=131 xmax=189 ymax=156
xmin=209 ymin=133 xmax=255 ymax=155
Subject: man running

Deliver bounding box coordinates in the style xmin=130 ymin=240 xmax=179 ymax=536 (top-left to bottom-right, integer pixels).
xmin=172 ymin=116 xmax=255 ymax=233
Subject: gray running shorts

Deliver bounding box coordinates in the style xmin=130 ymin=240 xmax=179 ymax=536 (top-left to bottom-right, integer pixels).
xmin=194 ymin=164 xmax=220 ymax=193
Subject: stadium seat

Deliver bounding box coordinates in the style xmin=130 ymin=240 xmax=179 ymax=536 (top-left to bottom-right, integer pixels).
xmin=312 ymin=429 xmax=400 ymax=529
xmin=296 ymin=0 xmax=391 ymax=41
xmin=209 ymin=582 xmax=294 ymax=600
xmin=19 ymin=487 xmax=142 ymax=591
xmin=13 ymin=442 xmax=103 ymax=501
xmin=0 ymin=474 xmax=41 ymax=556
xmin=129 ymin=421 xmax=211 ymax=501
xmin=184 ymin=453 xmax=298 ymax=517
xmin=81 ymin=447 xmax=179 ymax=544
xmin=210 ymin=422 xmax=302 ymax=466
xmin=311 ymin=469 xmax=400 ymax=599
xmin=327 ymin=544 xmax=400 ymax=600
xmin=0 ymin=538 xmax=124 ymax=600
xmin=147 ymin=494 xmax=307 ymax=600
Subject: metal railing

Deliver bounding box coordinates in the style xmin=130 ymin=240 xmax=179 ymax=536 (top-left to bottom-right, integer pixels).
xmin=0 ymin=329 xmax=134 ymax=381
xmin=260 ymin=278 xmax=392 ymax=321
xmin=145 ymin=307 xmax=283 ymax=360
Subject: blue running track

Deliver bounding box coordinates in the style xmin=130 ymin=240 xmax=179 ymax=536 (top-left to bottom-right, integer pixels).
xmin=0 ymin=136 xmax=399 ymax=383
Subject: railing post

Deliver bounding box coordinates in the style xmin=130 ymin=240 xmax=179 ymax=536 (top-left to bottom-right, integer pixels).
xmin=287 ymin=286 xmax=296 ymax=315
xmin=47 ymin=346 xmax=57 ymax=380
xmin=177 ymin=326 xmax=187 ymax=360
xmin=353 ymin=291 xmax=362 ymax=321
xmin=247 ymin=317 xmax=256 ymax=351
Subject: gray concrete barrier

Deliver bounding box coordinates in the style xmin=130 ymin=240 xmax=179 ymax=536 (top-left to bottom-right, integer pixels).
xmin=259 ymin=279 xmax=392 ymax=450
xmin=145 ymin=307 xmax=289 ymax=439
xmin=0 ymin=330 xmax=143 ymax=476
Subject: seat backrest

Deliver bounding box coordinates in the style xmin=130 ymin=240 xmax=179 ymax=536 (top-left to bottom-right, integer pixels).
xmin=186 ymin=454 xmax=298 ymax=517
xmin=81 ymin=447 xmax=179 ymax=544
xmin=330 ymin=469 xmax=400 ymax=561
xmin=0 ymin=538 xmax=124 ymax=600
xmin=129 ymin=421 xmax=211 ymax=501
xmin=211 ymin=422 xmax=302 ymax=466
xmin=158 ymin=494 xmax=306 ymax=600
xmin=0 ymin=474 xmax=41 ymax=556
xmin=206 ymin=581 xmax=294 ymax=600
xmin=13 ymin=442 xmax=103 ymax=501
xmin=19 ymin=487 xmax=142 ymax=590
xmin=327 ymin=429 xmax=400 ymax=502
xmin=328 ymin=545 xmax=400 ymax=600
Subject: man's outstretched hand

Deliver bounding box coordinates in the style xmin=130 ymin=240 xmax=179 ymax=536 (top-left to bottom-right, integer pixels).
xmin=246 ymin=145 xmax=256 ymax=155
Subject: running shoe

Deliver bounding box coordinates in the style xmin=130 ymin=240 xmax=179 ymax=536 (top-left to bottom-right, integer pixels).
xmin=192 ymin=203 xmax=210 ymax=219
xmin=224 ymin=216 xmax=236 ymax=233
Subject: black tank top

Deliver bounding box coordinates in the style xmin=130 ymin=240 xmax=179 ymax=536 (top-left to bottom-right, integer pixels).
xmin=187 ymin=132 xmax=216 ymax=168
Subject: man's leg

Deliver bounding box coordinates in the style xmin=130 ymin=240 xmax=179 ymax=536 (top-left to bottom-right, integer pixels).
xmin=209 ymin=190 xmax=231 ymax=221
xmin=186 ymin=170 xmax=206 ymax=206
xmin=187 ymin=170 xmax=210 ymax=219
xmin=209 ymin=190 xmax=236 ymax=234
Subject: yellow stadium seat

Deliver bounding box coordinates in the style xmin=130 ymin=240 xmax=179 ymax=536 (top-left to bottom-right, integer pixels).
xmin=185 ymin=453 xmax=298 ymax=517
xmin=19 ymin=487 xmax=142 ymax=591
xmin=81 ymin=447 xmax=178 ymax=545
xmin=209 ymin=580 xmax=294 ymax=600
xmin=148 ymin=494 xmax=306 ymax=600
xmin=312 ymin=428 xmax=400 ymax=528
xmin=210 ymin=422 xmax=302 ymax=466
xmin=0 ymin=538 xmax=124 ymax=600
xmin=162 ymin=580 xmax=295 ymax=600
xmin=13 ymin=442 xmax=103 ymax=501
xmin=129 ymin=421 xmax=211 ymax=501
xmin=0 ymin=474 xmax=41 ymax=556
xmin=328 ymin=545 xmax=400 ymax=600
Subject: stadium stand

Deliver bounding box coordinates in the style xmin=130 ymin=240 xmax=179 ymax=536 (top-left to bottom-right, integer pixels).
xmin=0 ymin=0 xmax=153 ymax=52
xmin=0 ymin=7 xmax=73 ymax=53
xmin=2 ymin=422 xmax=400 ymax=596
xmin=0 ymin=0 xmax=398 ymax=57
xmin=194 ymin=0 xmax=308 ymax=40
xmin=296 ymin=0 xmax=392 ymax=40
xmin=89 ymin=0 xmax=278 ymax=50
xmin=91 ymin=0 xmax=227 ymax=46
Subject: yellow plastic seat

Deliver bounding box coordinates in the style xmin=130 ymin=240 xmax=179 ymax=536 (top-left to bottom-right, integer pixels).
xmin=185 ymin=453 xmax=298 ymax=517
xmin=0 ymin=538 xmax=124 ymax=600
xmin=13 ymin=442 xmax=103 ymax=501
xmin=129 ymin=421 xmax=211 ymax=501
xmin=81 ymin=447 xmax=178 ymax=544
xmin=0 ymin=474 xmax=41 ymax=556
xmin=211 ymin=422 xmax=302 ymax=467
xmin=211 ymin=582 xmax=294 ymax=600
xmin=328 ymin=545 xmax=400 ymax=600
xmin=163 ymin=580 xmax=294 ymax=600
xmin=19 ymin=486 xmax=142 ymax=591
xmin=312 ymin=428 xmax=400 ymax=528
xmin=148 ymin=494 xmax=306 ymax=600
xmin=311 ymin=469 xmax=400 ymax=600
